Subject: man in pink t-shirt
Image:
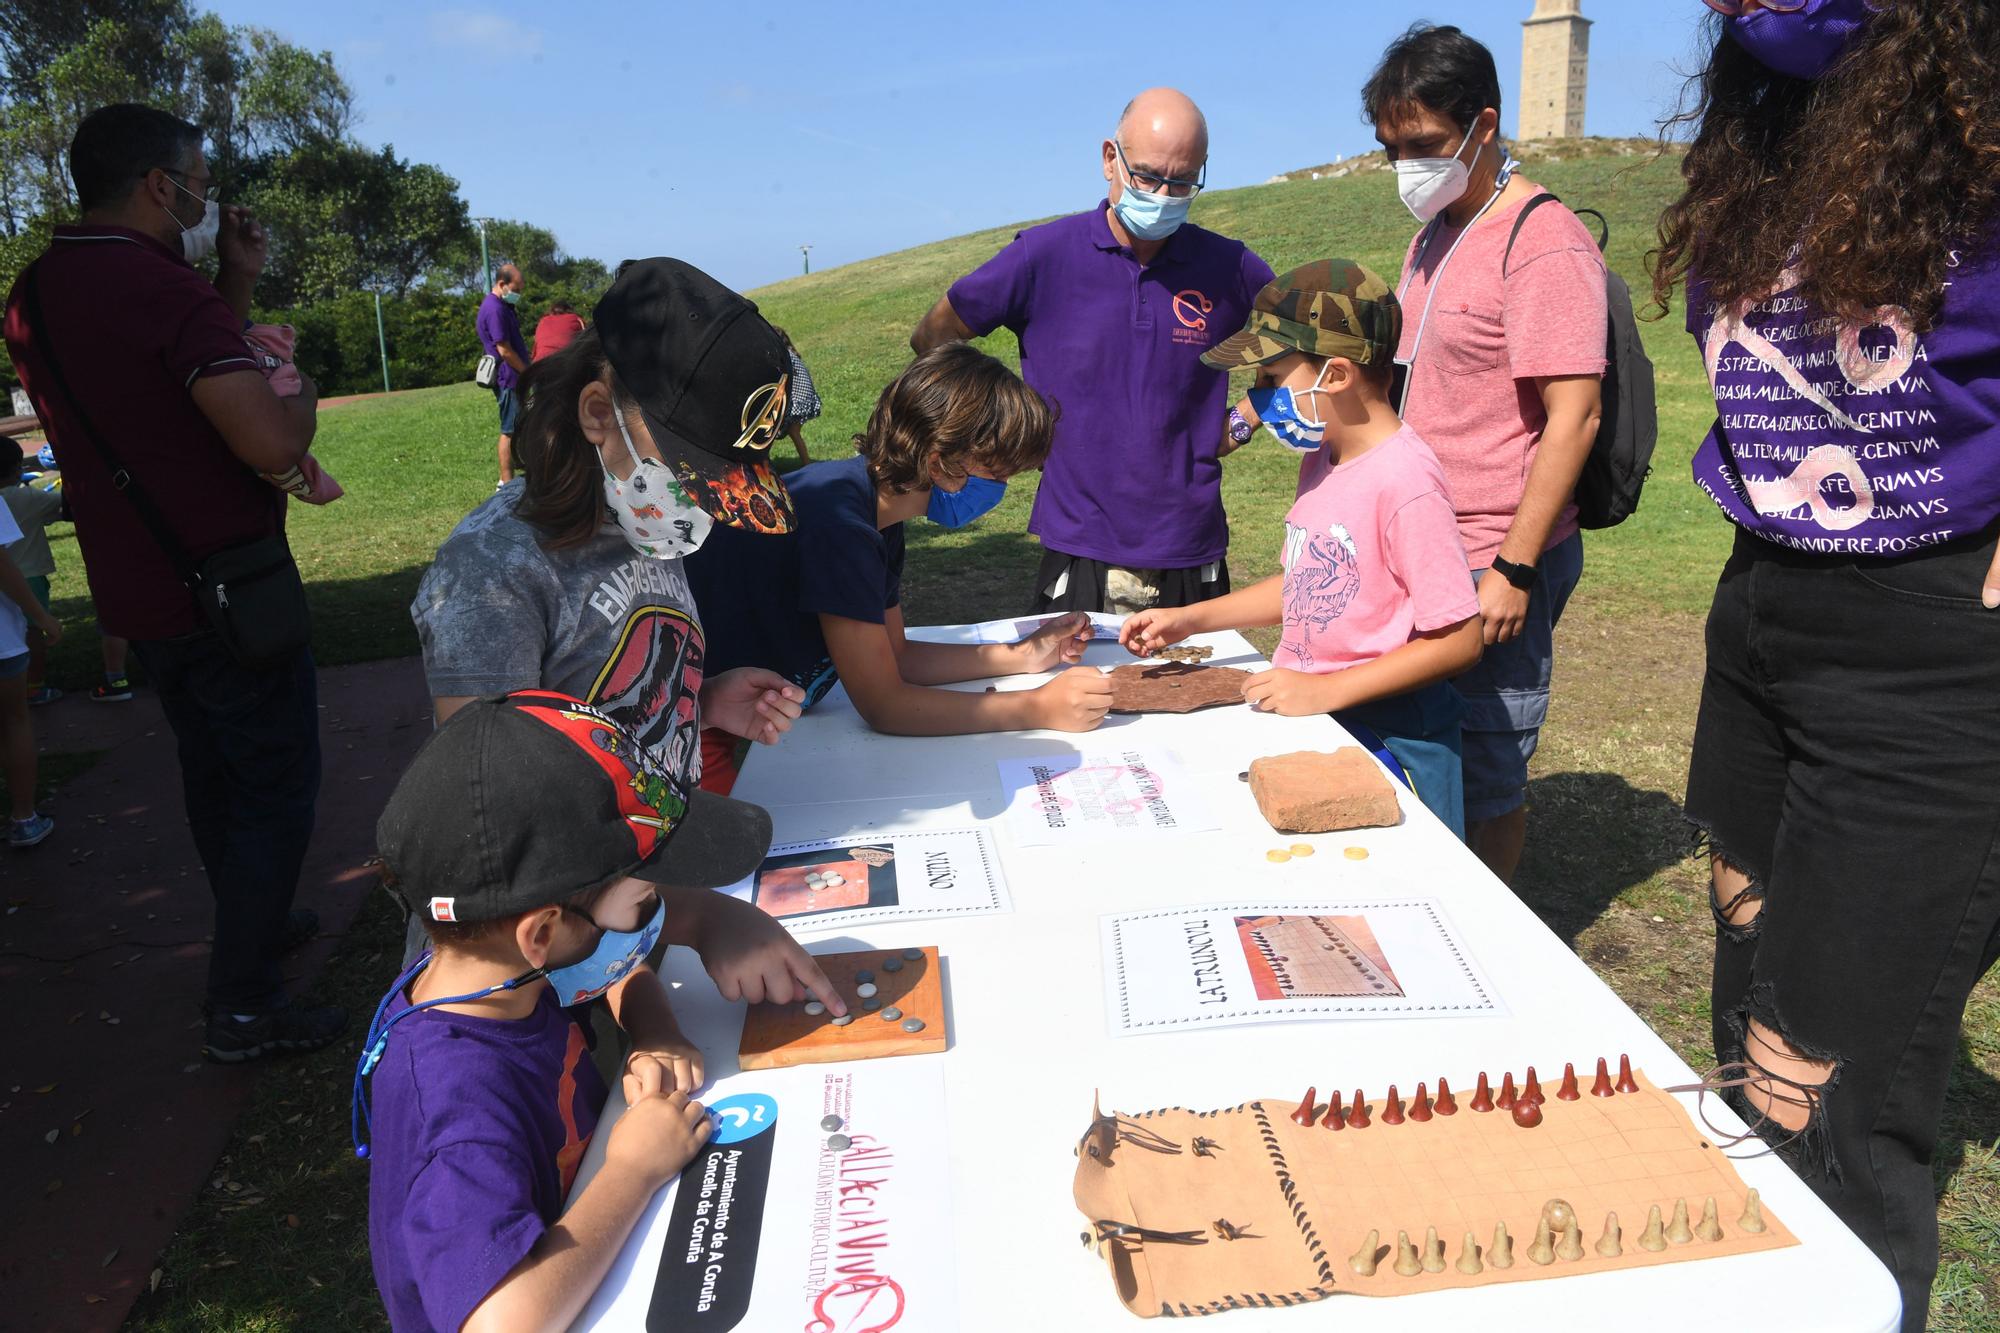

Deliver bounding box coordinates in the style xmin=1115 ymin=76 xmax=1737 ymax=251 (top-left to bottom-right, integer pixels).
xmin=1122 ymin=260 xmax=1482 ymax=835
xmin=1365 ymin=24 xmax=1607 ymax=881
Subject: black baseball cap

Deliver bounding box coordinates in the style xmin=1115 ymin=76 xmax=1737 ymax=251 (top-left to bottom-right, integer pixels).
xmin=376 ymin=691 xmax=772 ymax=926
xmin=594 ymin=257 xmax=797 ymax=536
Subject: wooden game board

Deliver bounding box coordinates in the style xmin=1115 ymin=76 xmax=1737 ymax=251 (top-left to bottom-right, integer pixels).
xmin=737 ymin=945 xmax=946 ymax=1070
xmin=1106 ymin=663 xmax=1252 ymax=714
xmin=1072 ymin=1066 xmax=1796 ymax=1316
xmin=1238 ymin=915 xmax=1404 ymax=999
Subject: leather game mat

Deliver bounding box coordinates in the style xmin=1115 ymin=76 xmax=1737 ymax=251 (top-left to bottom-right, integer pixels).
xmin=1106 ymin=663 xmax=1252 ymax=715
xmin=1072 ymin=1068 xmax=1795 ymax=1316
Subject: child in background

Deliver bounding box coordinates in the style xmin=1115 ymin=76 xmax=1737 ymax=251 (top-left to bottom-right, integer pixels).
xmin=2 ymin=446 xmax=64 ymax=704
xmin=1122 ymin=261 xmax=1482 ymax=835
xmin=361 ymin=690 xmax=818 ymax=1333
xmin=685 ymin=342 xmax=1108 ymax=788
xmin=242 ymin=323 xmax=343 ymax=504
xmin=0 ymin=477 xmax=62 ymax=847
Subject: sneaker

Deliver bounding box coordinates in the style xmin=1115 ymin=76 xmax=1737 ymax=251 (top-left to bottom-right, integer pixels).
xmin=26 ymin=685 xmax=61 ymax=706
xmin=8 ymin=813 xmax=54 ymax=849
xmin=281 ymin=907 xmax=320 ymax=953
xmin=91 ymin=677 xmax=133 ymax=702
xmin=202 ymin=1001 xmax=349 ymax=1064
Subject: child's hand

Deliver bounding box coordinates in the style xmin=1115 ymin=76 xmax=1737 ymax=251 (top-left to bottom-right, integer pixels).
xmin=702 ymin=668 xmax=806 ymax=746
xmin=1031 ymin=666 xmax=1113 ymax=732
xmin=695 ymin=895 xmax=847 ymax=1014
xmin=625 ymin=1034 xmax=703 ymax=1097
xmin=28 ymin=606 xmax=61 ymax=646
xmin=1017 ymin=612 xmax=1093 ymax=673
xmin=1120 ymin=608 xmax=1191 ymax=657
xmin=605 ymin=1076 xmax=712 ymax=1187
xmin=1243 ymin=667 xmax=1335 ymax=716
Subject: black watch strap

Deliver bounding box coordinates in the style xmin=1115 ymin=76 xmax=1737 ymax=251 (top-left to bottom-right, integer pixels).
xmin=1490 ymin=555 xmax=1539 ymax=591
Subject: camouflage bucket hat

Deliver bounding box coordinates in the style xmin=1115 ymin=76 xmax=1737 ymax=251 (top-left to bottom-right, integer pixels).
xmin=1201 ymin=259 xmax=1402 ymax=371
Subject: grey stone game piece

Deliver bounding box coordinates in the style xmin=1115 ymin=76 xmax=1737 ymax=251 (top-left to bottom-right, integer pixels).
xmin=902 ymin=948 xmax=923 ymax=961
xmin=881 ymin=1006 xmax=903 ymax=1021
xmin=855 ymin=982 xmax=879 ymax=998
xmin=826 ymin=1133 xmax=852 ymax=1151
xmin=863 ymin=997 xmax=883 ymax=1011
xmin=901 ymin=1018 xmax=926 ymax=1034
xmin=855 ymin=969 xmax=874 ymax=983
xmin=831 ymin=1013 xmax=855 ymax=1026
xmin=821 ymin=1114 xmax=844 ymax=1132
xmin=881 ymin=957 xmax=904 ymax=973
xmin=803 ymin=1001 xmax=825 ymax=1016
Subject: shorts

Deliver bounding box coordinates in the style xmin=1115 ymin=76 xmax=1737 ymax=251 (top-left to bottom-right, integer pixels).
xmin=1030 ymin=548 xmax=1230 ymax=616
xmin=496 ymin=386 xmax=521 ymax=435
xmin=698 ymin=726 xmax=743 ymax=796
xmin=25 ymin=575 xmax=51 ymax=611
xmin=1454 ymin=531 xmax=1584 ymax=824
xmin=0 ymin=652 xmax=27 ymax=680
xmin=1335 ymin=679 xmax=1466 ymax=839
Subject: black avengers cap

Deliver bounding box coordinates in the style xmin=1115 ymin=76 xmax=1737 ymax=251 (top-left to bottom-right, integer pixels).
xmin=594 ymin=257 xmax=796 ymax=536
xmin=376 ymin=691 xmax=772 ymax=925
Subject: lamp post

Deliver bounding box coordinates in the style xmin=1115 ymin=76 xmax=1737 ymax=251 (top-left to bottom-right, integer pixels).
xmin=373 ymin=290 xmax=392 ymax=395
xmin=474 ymin=217 xmax=493 ymax=292
xmin=800 ymin=243 xmax=812 ymax=276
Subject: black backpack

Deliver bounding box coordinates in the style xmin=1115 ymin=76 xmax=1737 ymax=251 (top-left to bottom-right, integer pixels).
xmin=1504 ymin=193 xmax=1658 ymax=530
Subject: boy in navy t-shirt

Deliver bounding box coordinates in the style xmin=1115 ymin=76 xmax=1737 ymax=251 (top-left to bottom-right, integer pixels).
xmin=687 ymin=343 xmax=1111 ymax=784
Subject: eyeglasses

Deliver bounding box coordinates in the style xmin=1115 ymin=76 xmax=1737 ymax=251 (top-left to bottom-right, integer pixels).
xmin=1114 ymin=140 xmax=1205 ymax=200
xmin=164 ymin=170 xmax=219 ymax=203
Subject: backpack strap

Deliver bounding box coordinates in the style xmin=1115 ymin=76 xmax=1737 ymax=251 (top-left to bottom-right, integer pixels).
xmin=1501 ymin=193 xmax=1560 ymax=279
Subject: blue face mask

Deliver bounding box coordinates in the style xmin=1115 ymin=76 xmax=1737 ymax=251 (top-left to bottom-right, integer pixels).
xmin=1728 ymin=0 xmax=1878 ymax=81
xmin=1114 ymin=183 xmax=1191 ymax=242
xmin=1246 ymin=363 xmax=1332 ymax=453
xmin=926 ymin=473 xmax=1007 ymax=528
xmin=542 ymin=896 xmax=665 ymax=1007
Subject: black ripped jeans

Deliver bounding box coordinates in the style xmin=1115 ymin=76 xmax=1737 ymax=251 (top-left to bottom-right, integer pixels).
xmin=1686 ymin=526 xmax=2000 ymax=1330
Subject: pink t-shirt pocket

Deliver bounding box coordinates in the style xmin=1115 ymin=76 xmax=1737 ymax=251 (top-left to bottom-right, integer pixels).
xmin=1431 ymin=305 xmax=1505 ymax=377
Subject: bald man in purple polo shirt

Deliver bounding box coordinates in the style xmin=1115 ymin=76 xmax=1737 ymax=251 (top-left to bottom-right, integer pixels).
xmin=911 ymin=88 xmax=1275 ymax=616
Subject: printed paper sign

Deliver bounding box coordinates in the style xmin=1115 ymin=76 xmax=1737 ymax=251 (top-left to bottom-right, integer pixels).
xmin=996 ymin=750 xmax=1218 ymax=847
xmin=720 ymin=829 xmax=1008 ymax=930
xmin=1100 ymin=899 xmax=1500 ymax=1036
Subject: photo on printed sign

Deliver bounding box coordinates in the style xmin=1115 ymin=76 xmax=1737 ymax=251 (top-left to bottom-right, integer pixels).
xmin=753 ymin=845 xmax=897 ymax=920
xmin=1235 ymin=914 xmax=1404 ymax=1000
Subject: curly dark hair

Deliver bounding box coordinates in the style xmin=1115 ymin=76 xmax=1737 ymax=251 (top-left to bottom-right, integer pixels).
xmin=1649 ymin=1 xmax=2000 ymax=331
xmin=857 ymin=342 xmax=1056 ymax=494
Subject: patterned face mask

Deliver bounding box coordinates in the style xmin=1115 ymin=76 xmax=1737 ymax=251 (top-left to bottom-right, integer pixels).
xmin=603 ymin=406 xmax=713 ymax=559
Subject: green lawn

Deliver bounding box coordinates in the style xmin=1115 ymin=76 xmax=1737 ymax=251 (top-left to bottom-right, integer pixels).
xmin=103 ymin=148 xmax=1998 ymax=1331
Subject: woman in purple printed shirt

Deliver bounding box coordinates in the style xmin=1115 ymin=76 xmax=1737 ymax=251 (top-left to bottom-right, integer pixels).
xmin=1651 ymin=2 xmax=2000 ymax=1324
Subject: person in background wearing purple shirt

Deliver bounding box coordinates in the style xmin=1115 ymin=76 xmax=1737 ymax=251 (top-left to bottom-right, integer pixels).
xmin=1652 ymin=3 xmax=2000 ymax=1323
xmin=910 ymin=88 xmax=1275 ymax=616
xmin=477 ymin=262 xmax=530 ymax=487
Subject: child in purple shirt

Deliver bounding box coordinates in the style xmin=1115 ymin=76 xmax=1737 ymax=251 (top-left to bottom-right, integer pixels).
xmin=359 ymin=690 xmax=832 ymax=1332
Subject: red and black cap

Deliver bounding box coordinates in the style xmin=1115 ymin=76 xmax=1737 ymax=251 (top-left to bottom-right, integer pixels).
xmin=375 ymin=691 xmax=772 ymax=925
xmin=594 ymin=257 xmax=796 ymax=536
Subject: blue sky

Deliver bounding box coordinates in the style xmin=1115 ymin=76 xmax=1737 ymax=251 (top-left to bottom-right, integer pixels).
xmin=204 ymin=1 xmax=1715 ymax=293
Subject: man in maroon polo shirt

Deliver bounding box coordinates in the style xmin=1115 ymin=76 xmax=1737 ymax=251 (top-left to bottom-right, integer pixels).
xmin=2 ymin=104 xmax=345 ymax=1062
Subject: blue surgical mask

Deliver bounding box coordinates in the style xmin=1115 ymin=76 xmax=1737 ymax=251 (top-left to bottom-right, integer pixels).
xmin=926 ymin=473 xmax=1007 ymax=528
xmin=1728 ymin=0 xmax=1879 ymax=81
xmin=1114 ymin=182 xmax=1190 ymax=242
xmin=1246 ymin=362 xmax=1332 ymax=452
xmin=542 ymin=896 xmax=665 ymax=1007
xmin=500 ymin=289 xmax=523 ymax=306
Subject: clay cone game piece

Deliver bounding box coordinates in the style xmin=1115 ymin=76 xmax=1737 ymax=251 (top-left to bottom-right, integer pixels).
xmin=1381 ymin=1085 xmax=1405 ymax=1125
xmin=1696 ymin=1196 xmax=1724 ymax=1242
xmin=1434 ymin=1076 xmax=1458 ymax=1115
xmin=1739 ymin=1188 xmax=1768 ymax=1234
xmin=1591 ymin=1056 xmax=1616 ymax=1097
xmin=1596 ymin=1212 xmax=1623 ymax=1258
xmin=1470 ymin=1071 xmax=1495 ymax=1112
xmin=1422 ymin=1225 xmax=1446 ymax=1273
xmin=1348 ymin=1089 xmax=1371 ymax=1128
xmin=1667 ymin=1198 xmax=1695 ymax=1245
xmin=1489 ymin=1222 xmax=1515 ymax=1269
xmin=1557 ymin=1217 xmax=1585 ymax=1262
xmin=1322 ymin=1090 xmax=1345 ymax=1131
xmin=1394 ymin=1230 xmax=1423 ymax=1277
xmin=1497 ymin=1072 xmax=1518 ymax=1109
xmin=1557 ymin=1062 xmax=1581 ymax=1100
xmin=1523 ymin=1066 xmax=1545 ymax=1106
xmin=1617 ymin=1052 xmax=1641 ymax=1094
xmin=1456 ymin=1230 xmax=1483 ymax=1275
xmin=1409 ymin=1082 xmax=1433 ymax=1122
xmin=1510 ymin=1096 xmax=1544 ymax=1128
xmin=1289 ymin=1085 xmax=1318 ymax=1127
xmin=1349 ymin=1229 xmax=1380 ymax=1276
xmin=1639 ymin=1205 xmax=1668 ymax=1252
xmin=1528 ymin=1219 xmax=1556 ymax=1266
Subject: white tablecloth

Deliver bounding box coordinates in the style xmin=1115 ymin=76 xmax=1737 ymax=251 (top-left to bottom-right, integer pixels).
xmin=571 ymin=627 xmax=1900 ymax=1332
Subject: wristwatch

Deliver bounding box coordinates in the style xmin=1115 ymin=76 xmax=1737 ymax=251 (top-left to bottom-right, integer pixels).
xmin=1490 ymin=554 xmax=1539 ymax=591
xmin=1226 ymin=405 xmax=1256 ymax=446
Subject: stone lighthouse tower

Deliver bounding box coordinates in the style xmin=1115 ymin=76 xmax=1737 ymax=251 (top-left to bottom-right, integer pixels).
xmin=1520 ymin=0 xmax=1590 ymax=140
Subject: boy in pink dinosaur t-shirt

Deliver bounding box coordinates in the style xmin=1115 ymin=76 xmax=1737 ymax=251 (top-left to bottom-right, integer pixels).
xmin=1122 ymin=261 xmax=1482 ymax=834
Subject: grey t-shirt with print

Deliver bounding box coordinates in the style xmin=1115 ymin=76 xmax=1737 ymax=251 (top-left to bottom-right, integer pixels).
xmin=411 ymin=483 xmax=706 ymax=785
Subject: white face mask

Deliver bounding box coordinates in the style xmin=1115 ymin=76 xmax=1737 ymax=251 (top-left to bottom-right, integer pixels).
xmin=164 ymin=178 xmax=220 ymax=263
xmin=602 ymin=406 xmax=712 ymax=559
xmin=1393 ymin=127 xmax=1481 ymax=224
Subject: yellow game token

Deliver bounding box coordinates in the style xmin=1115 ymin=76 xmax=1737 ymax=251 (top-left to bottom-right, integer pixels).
xmin=1289 ymin=843 xmax=1315 ymax=857
xmin=1343 ymin=846 xmax=1370 ymax=861
xmin=1266 ymin=849 xmax=1292 ymax=863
